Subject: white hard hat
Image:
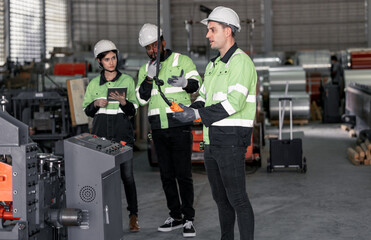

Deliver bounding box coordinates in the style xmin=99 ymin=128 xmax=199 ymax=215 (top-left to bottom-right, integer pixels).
xmin=201 ymin=6 xmax=241 ymax=32
xmin=138 ymin=23 xmax=163 ymax=47
xmin=94 ymin=40 xmax=118 ymax=58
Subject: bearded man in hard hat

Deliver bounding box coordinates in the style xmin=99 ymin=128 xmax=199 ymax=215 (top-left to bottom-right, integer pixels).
xmin=173 ymin=6 xmax=256 ymax=240
xmin=136 ymin=23 xmax=201 ymax=237
xmin=83 ymin=39 xmax=140 ymax=232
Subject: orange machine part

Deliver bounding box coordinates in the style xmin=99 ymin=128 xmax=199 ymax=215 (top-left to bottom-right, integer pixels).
xmin=191 ymin=129 xmax=255 ymax=160
xmin=244 ymin=134 xmax=254 ymax=160
xmin=0 ymin=162 xmax=13 ymax=201
xmin=171 ymin=102 xmax=201 ymax=122
xmin=170 ymin=102 xmax=183 ymax=112
xmin=53 ymin=62 xmax=87 ymax=76
xmin=192 ymin=130 xmax=204 ymax=152
xmin=0 ymin=203 xmax=20 ymax=220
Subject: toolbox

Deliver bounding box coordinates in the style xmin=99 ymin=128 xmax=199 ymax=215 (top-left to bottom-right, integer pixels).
xmin=267 ymin=97 xmax=307 ymax=173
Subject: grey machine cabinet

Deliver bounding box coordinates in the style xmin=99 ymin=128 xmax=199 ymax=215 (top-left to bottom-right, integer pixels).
xmin=64 ymin=133 xmax=132 ymax=240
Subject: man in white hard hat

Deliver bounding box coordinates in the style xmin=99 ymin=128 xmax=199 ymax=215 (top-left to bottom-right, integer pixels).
xmin=136 ymin=23 xmax=202 ymax=238
xmin=83 ymin=39 xmax=140 ymax=232
xmin=173 ymin=6 xmax=256 ymax=240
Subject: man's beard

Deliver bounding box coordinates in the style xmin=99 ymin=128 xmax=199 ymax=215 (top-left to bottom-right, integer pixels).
xmin=148 ymin=48 xmax=165 ymax=62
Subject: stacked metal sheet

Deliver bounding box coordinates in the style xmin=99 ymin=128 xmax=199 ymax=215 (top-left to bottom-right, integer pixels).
xmin=346 ymin=82 xmax=371 ymax=131
xmin=344 ymin=69 xmax=371 ymax=88
xmin=296 ymin=50 xmax=331 ymax=69
xmin=268 ymin=66 xmax=310 ymax=121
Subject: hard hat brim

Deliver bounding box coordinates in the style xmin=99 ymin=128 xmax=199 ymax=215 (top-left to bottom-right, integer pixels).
xmin=200 ymin=18 xmax=241 ymax=32
xmin=200 ymin=18 xmax=208 ymax=26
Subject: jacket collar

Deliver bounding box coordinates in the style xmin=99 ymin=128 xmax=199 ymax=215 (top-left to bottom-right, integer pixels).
xmin=99 ymin=70 xmax=122 ymax=85
xmin=162 ymin=49 xmax=172 ymax=62
xmin=210 ymin=43 xmax=238 ymax=64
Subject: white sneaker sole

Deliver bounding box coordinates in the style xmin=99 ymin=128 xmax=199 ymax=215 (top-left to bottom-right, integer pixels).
xmin=183 ymin=232 xmax=196 ymax=237
xmin=158 ymin=224 xmax=183 ymax=232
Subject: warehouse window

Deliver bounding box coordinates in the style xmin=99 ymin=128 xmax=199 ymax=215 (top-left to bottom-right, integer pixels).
xmin=9 ymin=0 xmax=44 ymax=64
xmin=6 ymin=0 xmax=68 ymax=65
xmin=272 ymin=0 xmax=367 ymax=51
xmin=71 ymin=0 xmax=157 ymax=55
xmin=45 ymin=0 xmax=68 ymax=59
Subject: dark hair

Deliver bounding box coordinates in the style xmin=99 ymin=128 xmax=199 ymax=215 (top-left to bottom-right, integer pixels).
xmin=331 ymin=55 xmax=338 ymax=61
xmin=219 ymin=22 xmax=236 ymax=37
xmin=97 ymin=49 xmax=118 ymax=61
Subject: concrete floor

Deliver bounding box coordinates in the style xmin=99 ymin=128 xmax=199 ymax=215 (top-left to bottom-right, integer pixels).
xmin=121 ymin=122 xmax=371 ymax=240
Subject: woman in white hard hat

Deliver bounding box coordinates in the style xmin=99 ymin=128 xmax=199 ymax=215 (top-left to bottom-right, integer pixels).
xmin=174 ymin=6 xmax=256 ymax=240
xmin=82 ymin=39 xmax=140 ymax=232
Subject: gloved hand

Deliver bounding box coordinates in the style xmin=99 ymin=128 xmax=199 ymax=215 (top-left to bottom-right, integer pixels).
xmin=173 ymin=103 xmax=200 ymax=122
xmin=167 ymin=70 xmax=187 ymax=88
xmin=147 ymin=60 xmax=161 ymax=79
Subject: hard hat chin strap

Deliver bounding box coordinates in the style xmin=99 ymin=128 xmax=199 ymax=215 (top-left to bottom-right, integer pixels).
xmin=105 ymin=68 xmax=116 ymax=73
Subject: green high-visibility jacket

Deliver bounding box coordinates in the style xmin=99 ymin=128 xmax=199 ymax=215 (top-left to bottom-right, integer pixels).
xmin=136 ymin=50 xmax=202 ymax=130
xmin=192 ymin=43 xmax=257 ymax=147
xmin=82 ymin=71 xmax=138 ymax=145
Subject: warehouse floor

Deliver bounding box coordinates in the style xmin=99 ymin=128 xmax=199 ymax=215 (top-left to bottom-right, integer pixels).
xmin=121 ymin=122 xmax=371 ymax=240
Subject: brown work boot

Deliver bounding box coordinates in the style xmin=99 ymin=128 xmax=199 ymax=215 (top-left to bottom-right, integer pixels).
xmin=129 ymin=215 xmax=140 ymax=232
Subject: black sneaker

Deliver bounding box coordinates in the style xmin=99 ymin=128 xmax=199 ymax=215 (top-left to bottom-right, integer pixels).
xmin=158 ymin=217 xmax=183 ymax=232
xmin=183 ymin=220 xmax=196 ymax=237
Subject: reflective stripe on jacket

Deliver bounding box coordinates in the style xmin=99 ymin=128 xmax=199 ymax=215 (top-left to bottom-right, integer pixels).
xmin=136 ymin=51 xmax=201 ymax=129
xmin=82 ymin=72 xmax=138 ymax=144
xmin=196 ymin=45 xmax=257 ymax=146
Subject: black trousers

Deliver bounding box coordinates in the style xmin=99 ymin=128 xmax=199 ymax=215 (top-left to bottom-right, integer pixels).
xmin=204 ymin=145 xmax=254 ymax=240
xmin=120 ymin=144 xmax=138 ymax=217
xmin=152 ymin=126 xmax=195 ymax=221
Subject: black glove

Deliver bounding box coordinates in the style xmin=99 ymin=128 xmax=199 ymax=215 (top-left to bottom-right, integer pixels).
xmin=173 ymin=103 xmax=200 ymax=122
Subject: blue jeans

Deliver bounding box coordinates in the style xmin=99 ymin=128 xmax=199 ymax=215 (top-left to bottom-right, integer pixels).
xmin=204 ymin=145 xmax=254 ymax=240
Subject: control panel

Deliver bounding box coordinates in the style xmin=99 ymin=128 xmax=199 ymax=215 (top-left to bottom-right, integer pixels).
xmin=67 ymin=133 xmax=126 ymax=155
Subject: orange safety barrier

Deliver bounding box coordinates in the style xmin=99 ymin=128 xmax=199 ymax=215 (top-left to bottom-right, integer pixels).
xmin=0 ymin=162 xmax=13 ymax=201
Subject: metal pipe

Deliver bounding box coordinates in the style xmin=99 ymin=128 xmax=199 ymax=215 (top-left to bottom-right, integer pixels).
xmin=0 ymin=96 xmax=8 ymax=112
xmin=46 ymin=208 xmax=83 ymax=227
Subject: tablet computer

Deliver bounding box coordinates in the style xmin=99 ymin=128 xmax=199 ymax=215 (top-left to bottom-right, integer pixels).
xmin=107 ymin=87 xmax=127 ymax=102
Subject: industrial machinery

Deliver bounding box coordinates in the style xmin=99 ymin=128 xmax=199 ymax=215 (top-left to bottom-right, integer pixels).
xmin=64 ymin=134 xmax=131 ymax=240
xmin=322 ymin=84 xmax=341 ymax=123
xmin=344 ymin=83 xmax=371 ymax=133
xmin=12 ymin=91 xmax=69 ymax=152
xmin=0 ymin=107 xmax=82 ymax=240
xmin=0 ymin=96 xmax=131 ymax=240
